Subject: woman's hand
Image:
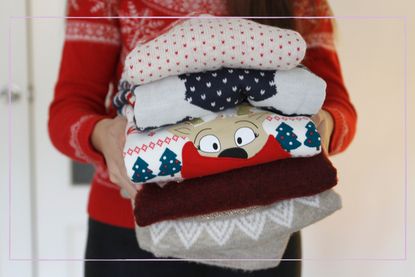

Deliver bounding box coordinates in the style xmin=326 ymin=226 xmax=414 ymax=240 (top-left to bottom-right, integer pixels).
xmin=311 ymin=109 xmax=334 ymax=152
xmin=91 ymin=116 xmax=137 ymax=199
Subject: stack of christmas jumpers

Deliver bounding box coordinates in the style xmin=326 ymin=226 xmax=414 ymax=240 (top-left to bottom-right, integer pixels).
xmin=114 ymin=15 xmax=341 ymax=271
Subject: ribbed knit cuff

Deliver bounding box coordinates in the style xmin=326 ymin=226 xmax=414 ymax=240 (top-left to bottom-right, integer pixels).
xmin=323 ymin=106 xmax=347 ymax=155
xmin=73 ymin=114 xmax=113 ymax=165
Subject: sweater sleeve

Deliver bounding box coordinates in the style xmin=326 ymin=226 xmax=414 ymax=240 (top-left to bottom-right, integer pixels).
xmin=294 ymin=0 xmax=357 ymax=155
xmin=48 ymin=0 xmax=121 ymax=164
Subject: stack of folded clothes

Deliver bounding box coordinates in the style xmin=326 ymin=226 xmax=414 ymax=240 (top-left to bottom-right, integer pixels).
xmin=114 ymin=15 xmax=341 ymax=271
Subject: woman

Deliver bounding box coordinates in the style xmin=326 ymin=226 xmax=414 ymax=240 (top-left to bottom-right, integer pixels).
xmin=48 ymin=0 xmax=357 ymax=276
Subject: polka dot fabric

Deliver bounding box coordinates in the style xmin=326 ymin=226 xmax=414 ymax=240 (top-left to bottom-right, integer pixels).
xmin=124 ymin=15 xmax=306 ymax=85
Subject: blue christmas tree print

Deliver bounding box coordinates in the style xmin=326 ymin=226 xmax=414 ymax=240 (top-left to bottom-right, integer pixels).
xmin=304 ymin=121 xmax=321 ymax=150
xmin=132 ymin=157 xmax=156 ymax=183
xmin=158 ymin=148 xmax=182 ymax=177
xmin=275 ymin=122 xmax=301 ymax=152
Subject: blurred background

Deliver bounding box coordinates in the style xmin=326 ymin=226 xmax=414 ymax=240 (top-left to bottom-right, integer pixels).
xmin=0 ymin=0 xmax=414 ymax=276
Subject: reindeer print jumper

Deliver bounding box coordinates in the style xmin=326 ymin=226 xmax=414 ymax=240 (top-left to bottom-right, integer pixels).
xmin=49 ymin=0 xmax=357 ymax=229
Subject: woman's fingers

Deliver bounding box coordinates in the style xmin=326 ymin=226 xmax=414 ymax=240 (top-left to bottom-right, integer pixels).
xmin=311 ymin=110 xmax=333 ymax=153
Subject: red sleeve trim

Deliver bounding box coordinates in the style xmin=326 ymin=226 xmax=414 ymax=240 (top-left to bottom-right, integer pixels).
xmin=68 ymin=114 xmax=112 ymax=164
xmin=66 ymin=21 xmax=121 ymax=45
xmin=323 ymin=106 xmax=350 ymax=155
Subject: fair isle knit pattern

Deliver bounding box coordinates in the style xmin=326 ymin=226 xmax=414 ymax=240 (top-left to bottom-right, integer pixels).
xmin=135 ymin=189 xmax=341 ymax=271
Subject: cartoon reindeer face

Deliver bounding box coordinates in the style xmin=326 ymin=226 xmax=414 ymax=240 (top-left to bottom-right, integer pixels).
xmin=170 ymin=108 xmax=270 ymax=159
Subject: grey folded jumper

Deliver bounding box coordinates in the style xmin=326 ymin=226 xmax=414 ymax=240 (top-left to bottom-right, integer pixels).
xmin=135 ymin=189 xmax=341 ymax=271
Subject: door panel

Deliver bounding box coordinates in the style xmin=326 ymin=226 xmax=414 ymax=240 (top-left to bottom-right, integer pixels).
xmin=31 ymin=1 xmax=90 ymax=276
xmin=0 ymin=1 xmax=33 ymax=277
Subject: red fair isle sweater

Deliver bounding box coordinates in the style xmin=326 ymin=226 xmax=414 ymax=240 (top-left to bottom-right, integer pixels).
xmin=49 ymin=0 xmax=357 ymax=229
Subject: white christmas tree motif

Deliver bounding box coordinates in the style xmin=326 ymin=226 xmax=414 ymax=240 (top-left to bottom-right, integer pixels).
xmin=119 ymin=2 xmax=165 ymax=49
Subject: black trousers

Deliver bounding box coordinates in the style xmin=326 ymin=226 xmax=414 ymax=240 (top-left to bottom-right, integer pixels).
xmin=85 ymin=219 xmax=301 ymax=277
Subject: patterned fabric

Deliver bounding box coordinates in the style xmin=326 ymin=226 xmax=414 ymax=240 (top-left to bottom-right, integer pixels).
xmin=135 ymin=189 xmax=341 ymax=270
xmin=293 ymin=0 xmax=335 ymax=51
xmin=115 ymin=65 xmax=326 ymax=130
xmin=124 ymin=16 xmax=306 ymax=85
xmin=122 ymin=105 xmax=322 ymax=185
xmin=49 ymin=0 xmax=357 ymax=229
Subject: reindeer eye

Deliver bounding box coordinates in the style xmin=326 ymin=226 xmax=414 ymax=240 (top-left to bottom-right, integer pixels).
xmin=199 ymin=135 xmax=221 ymax=153
xmin=234 ymin=127 xmax=257 ymax=147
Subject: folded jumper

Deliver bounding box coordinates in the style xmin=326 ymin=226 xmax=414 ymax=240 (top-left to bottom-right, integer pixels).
xmin=123 ymin=104 xmax=323 ymax=187
xmin=123 ymin=15 xmax=306 ymax=85
xmin=115 ymin=66 xmax=326 ymax=130
xmin=135 ymin=189 xmax=341 ymax=271
xmin=134 ymin=151 xmax=337 ymax=227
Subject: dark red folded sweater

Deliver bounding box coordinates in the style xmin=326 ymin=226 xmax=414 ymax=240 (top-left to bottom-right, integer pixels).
xmin=134 ymin=152 xmax=337 ymax=226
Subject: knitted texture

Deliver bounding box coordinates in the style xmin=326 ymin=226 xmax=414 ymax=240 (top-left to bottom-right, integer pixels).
xmin=122 ymin=105 xmax=322 ymax=185
xmin=51 ymin=0 xmax=356 ymax=230
xmin=124 ymin=15 xmax=306 ymax=85
xmin=134 ymin=152 xmax=337 ymax=226
xmin=115 ymin=66 xmax=326 ymax=130
xmin=135 ymin=189 xmax=341 ymax=271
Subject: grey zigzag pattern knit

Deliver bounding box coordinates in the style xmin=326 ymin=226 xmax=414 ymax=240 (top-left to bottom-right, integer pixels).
xmin=135 ymin=189 xmax=341 ymax=271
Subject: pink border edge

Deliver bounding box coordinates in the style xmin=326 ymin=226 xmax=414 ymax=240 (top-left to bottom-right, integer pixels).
xmin=7 ymin=15 xmax=408 ymax=262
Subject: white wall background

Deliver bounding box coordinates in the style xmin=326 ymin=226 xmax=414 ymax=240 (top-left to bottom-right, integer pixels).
xmin=1 ymin=0 xmax=414 ymax=276
xmin=302 ymin=0 xmax=415 ymax=276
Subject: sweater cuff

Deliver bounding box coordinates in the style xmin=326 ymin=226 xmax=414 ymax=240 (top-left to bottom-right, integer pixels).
xmin=323 ymin=106 xmax=348 ymax=155
xmin=70 ymin=114 xmax=113 ymax=165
